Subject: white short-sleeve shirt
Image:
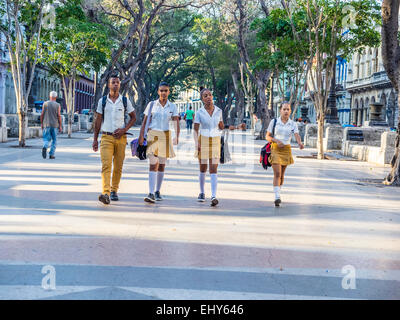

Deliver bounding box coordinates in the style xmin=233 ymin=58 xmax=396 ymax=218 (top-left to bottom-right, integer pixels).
xmin=267 ymin=117 xmax=299 ymax=145
xmin=96 ymin=94 xmax=134 ymax=133
xmin=194 ymin=106 xmax=223 ymax=137
xmin=144 ymin=99 xmax=178 ymax=131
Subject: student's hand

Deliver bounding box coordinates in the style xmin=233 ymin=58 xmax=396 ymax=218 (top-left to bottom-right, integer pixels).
xmin=93 ymin=140 xmax=99 ymax=152
xmin=173 ymin=136 xmax=179 ymax=145
xmin=113 ymin=128 xmax=126 ymax=139
xmin=299 ymin=142 xmax=304 ymax=150
xmin=138 ymin=136 xmax=144 ymax=146
xmin=59 ymin=126 xmax=62 ymax=133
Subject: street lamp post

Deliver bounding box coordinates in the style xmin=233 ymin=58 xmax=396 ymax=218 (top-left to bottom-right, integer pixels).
xmin=325 ymin=58 xmax=340 ymax=125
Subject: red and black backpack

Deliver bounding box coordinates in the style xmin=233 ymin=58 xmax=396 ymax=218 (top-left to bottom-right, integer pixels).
xmin=260 ymin=118 xmax=277 ymax=170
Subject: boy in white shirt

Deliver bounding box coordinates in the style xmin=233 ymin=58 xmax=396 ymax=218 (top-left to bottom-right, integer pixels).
xmin=93 ymin=74 xmax=136 ymax=205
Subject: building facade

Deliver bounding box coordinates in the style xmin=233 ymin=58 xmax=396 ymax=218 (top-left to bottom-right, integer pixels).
xmin=0 ymin=39 xmax=94 ymax=115
xmin=62 ymin=75 xmax=95 ymax=113
xmin=336 ymin=56 xmax=351 ymax=125
xmin=303 ymin=56 xmax=351 ymax=125
xmin=175 ymin=88 xmax=203 ymax=114
xmin=346 ymin=46 xmax=398 ymax=128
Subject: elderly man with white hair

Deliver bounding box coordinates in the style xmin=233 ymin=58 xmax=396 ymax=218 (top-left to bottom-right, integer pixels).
xmin=40 ymin=91 xmax=62 ymax=159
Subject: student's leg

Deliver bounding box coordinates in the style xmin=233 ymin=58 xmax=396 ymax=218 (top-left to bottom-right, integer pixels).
xmin=280 ymin=165 xmax=287 ymax=187
xmin=199 ymin=160 xmax=207 ymax=195
xmin=100 ymin=135 xmax=114 ymax=196
xmin=209 ymin=159 xmax=219 ymax=199
xmin=156 ymin=158 xmax=166 ymax=193
xmin=111 ymin=136 xmax=126 ymax=193
xmin=272 ymin=164 xmax=282 ymax=200
xmin=148 ymin=155 xmax=159 ymax=195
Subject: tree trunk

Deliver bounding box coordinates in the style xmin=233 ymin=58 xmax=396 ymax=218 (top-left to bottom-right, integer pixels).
xmin=384 ymin=94 xmax=400 ymax=185
xmin=381 ymin=0 xmax=400 ymax=185
xmin=317 ymin=114 xmax=325 ymax=160
xmin=232 ymin=70 xmax=246 ymax=126
xmin=17 ymin=110 xmax=26 ymax=147
xmin=255 ymin=78 xmax=271 ymax=140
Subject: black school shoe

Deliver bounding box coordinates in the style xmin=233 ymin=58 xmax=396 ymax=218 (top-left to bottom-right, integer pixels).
xmin=49 ymin=155 xmax=55 ymax=159
xmin=144 ymin=193 xmax=155 ymax=203
xmin=110 ymin=191 xmax=119 ymax=201
xmin=155 ymin=191 xmax=163 ymax=201
xmin=197 ymin=193 xmax=205 ymax=202
xmin=99 ymin=194 xmax=110 ymax=205
xmin=42 ymin=147 xmax=47 ymax=159
xmin=274 ymin=198 xmax=281 ymax=207
xmin=211 ymin=197 xmax=219 ymax=207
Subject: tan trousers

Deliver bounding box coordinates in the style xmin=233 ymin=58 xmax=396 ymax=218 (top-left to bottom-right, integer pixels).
xmin=100 ymin=134 xmax=127 ymax=195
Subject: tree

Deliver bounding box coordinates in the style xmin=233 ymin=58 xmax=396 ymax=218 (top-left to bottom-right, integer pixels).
xmin=252 ymin=5 xmax=311 ymax=119
xmin=133 ymin=8 xmax=197 ymax=118
xmin=284 ymin=0 xmax=380 ymax=159
xmin=235 ymin=0 xmax=274 ymax=140
xmin=189 ymin=15 xmax=238 ymax=123
xmin=381 ymin=0 xmax=400 ymax=185
xmin=86 ymin=0 xmax=194 ymax=109
xmin=0 ymin=0 xmax=45 ymax=147
xmin=42 ymin=0 xmax=110 ymax=137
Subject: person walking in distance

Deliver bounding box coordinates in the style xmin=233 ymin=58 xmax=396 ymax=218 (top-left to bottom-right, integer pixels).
xmin=40 ymin=91 xmax=62 ymax=159
xmin=266 ymin=102 xmax=304 ymax=207
xmin=139 ymin=82 xmax=180 ymax=203
xmin=92 ymin=74 xmax=137 ymax=205
xmin=184 ymin=106 xmax=195 ymax=134
xmin=194 ymin=87 xmax=224 ymax=207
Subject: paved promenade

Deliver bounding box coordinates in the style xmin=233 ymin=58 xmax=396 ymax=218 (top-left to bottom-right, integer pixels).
xmin=0 ymin=128 xmax=399 ymax=299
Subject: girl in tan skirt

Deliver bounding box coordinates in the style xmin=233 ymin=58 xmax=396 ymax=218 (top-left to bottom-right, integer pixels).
xmin=266 ymin=102 xmax=304 ymax=207
xmin=193 ymin=87 xmax=224 ymax=206
xmin=139 ymin=82 xmax=180 ymax=203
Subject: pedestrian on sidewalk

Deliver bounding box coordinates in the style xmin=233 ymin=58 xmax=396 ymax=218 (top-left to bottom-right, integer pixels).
xmin=194 ymin=87 xmax=224 ymax=207
xmin=92 ymin=74 xmax=137 ymax=205
xmin=40 ymin=91 xmax=62 ymax=160
xmin=266 ymin=102 xmax=304 ymax=207
xmin=139 ymin=81 xmax=180 ymax=203
xmin=184 ymin=106 xmax=195 ymax=134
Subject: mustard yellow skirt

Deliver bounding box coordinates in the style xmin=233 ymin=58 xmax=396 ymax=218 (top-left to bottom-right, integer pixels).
xmin=269 ymin=143 xmax=294 ymax=166
xmin=195 ymin=135 xmax=221 ymax=160
xmin=146 ymin=130 xmax=176 ymax=158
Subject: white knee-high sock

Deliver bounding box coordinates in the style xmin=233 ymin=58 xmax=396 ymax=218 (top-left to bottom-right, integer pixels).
xmin=156 ymin=171 xmax=164 ymax=192
xmin=149 ymin=171 xmax=157 ymax=194
xmin=199 ymin=172 xmax=206 ymax=194
xmin=274 ymin=186 xmax=280 ymax=200
xmin=210 ymin=173 xmax=217 ymax=198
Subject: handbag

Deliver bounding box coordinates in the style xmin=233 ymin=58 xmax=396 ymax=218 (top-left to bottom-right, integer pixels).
xmin=260 ymin=118 xmax=277 ymax=170
xmin=130 ymin=101 xmax=155 ymax=160
xmin=220 ymin=135 xmax=225 ymax=164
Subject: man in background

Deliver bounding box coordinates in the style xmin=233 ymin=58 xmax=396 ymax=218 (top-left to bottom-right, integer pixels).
xmin=40 ymin=91 xmax=62 ymax=159
xmin=184 ymin=106 xmax=195 ymax=134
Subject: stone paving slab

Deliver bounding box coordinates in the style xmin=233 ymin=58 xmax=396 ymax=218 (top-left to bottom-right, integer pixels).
xmin=0 ymin=128 xmax=399 ymax=299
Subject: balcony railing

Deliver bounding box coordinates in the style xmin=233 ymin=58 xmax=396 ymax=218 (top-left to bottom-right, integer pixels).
xmin=347 ymin=71 xmax=390 ymax=88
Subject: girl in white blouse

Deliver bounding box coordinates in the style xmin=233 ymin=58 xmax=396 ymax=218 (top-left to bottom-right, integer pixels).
xmin=193 ymin=87 xmax=224 ymax=206
xmin=266 ymin=102 xmax=304 ymax=207
xmin=139 ymin=82 xmax=180 ymax=203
